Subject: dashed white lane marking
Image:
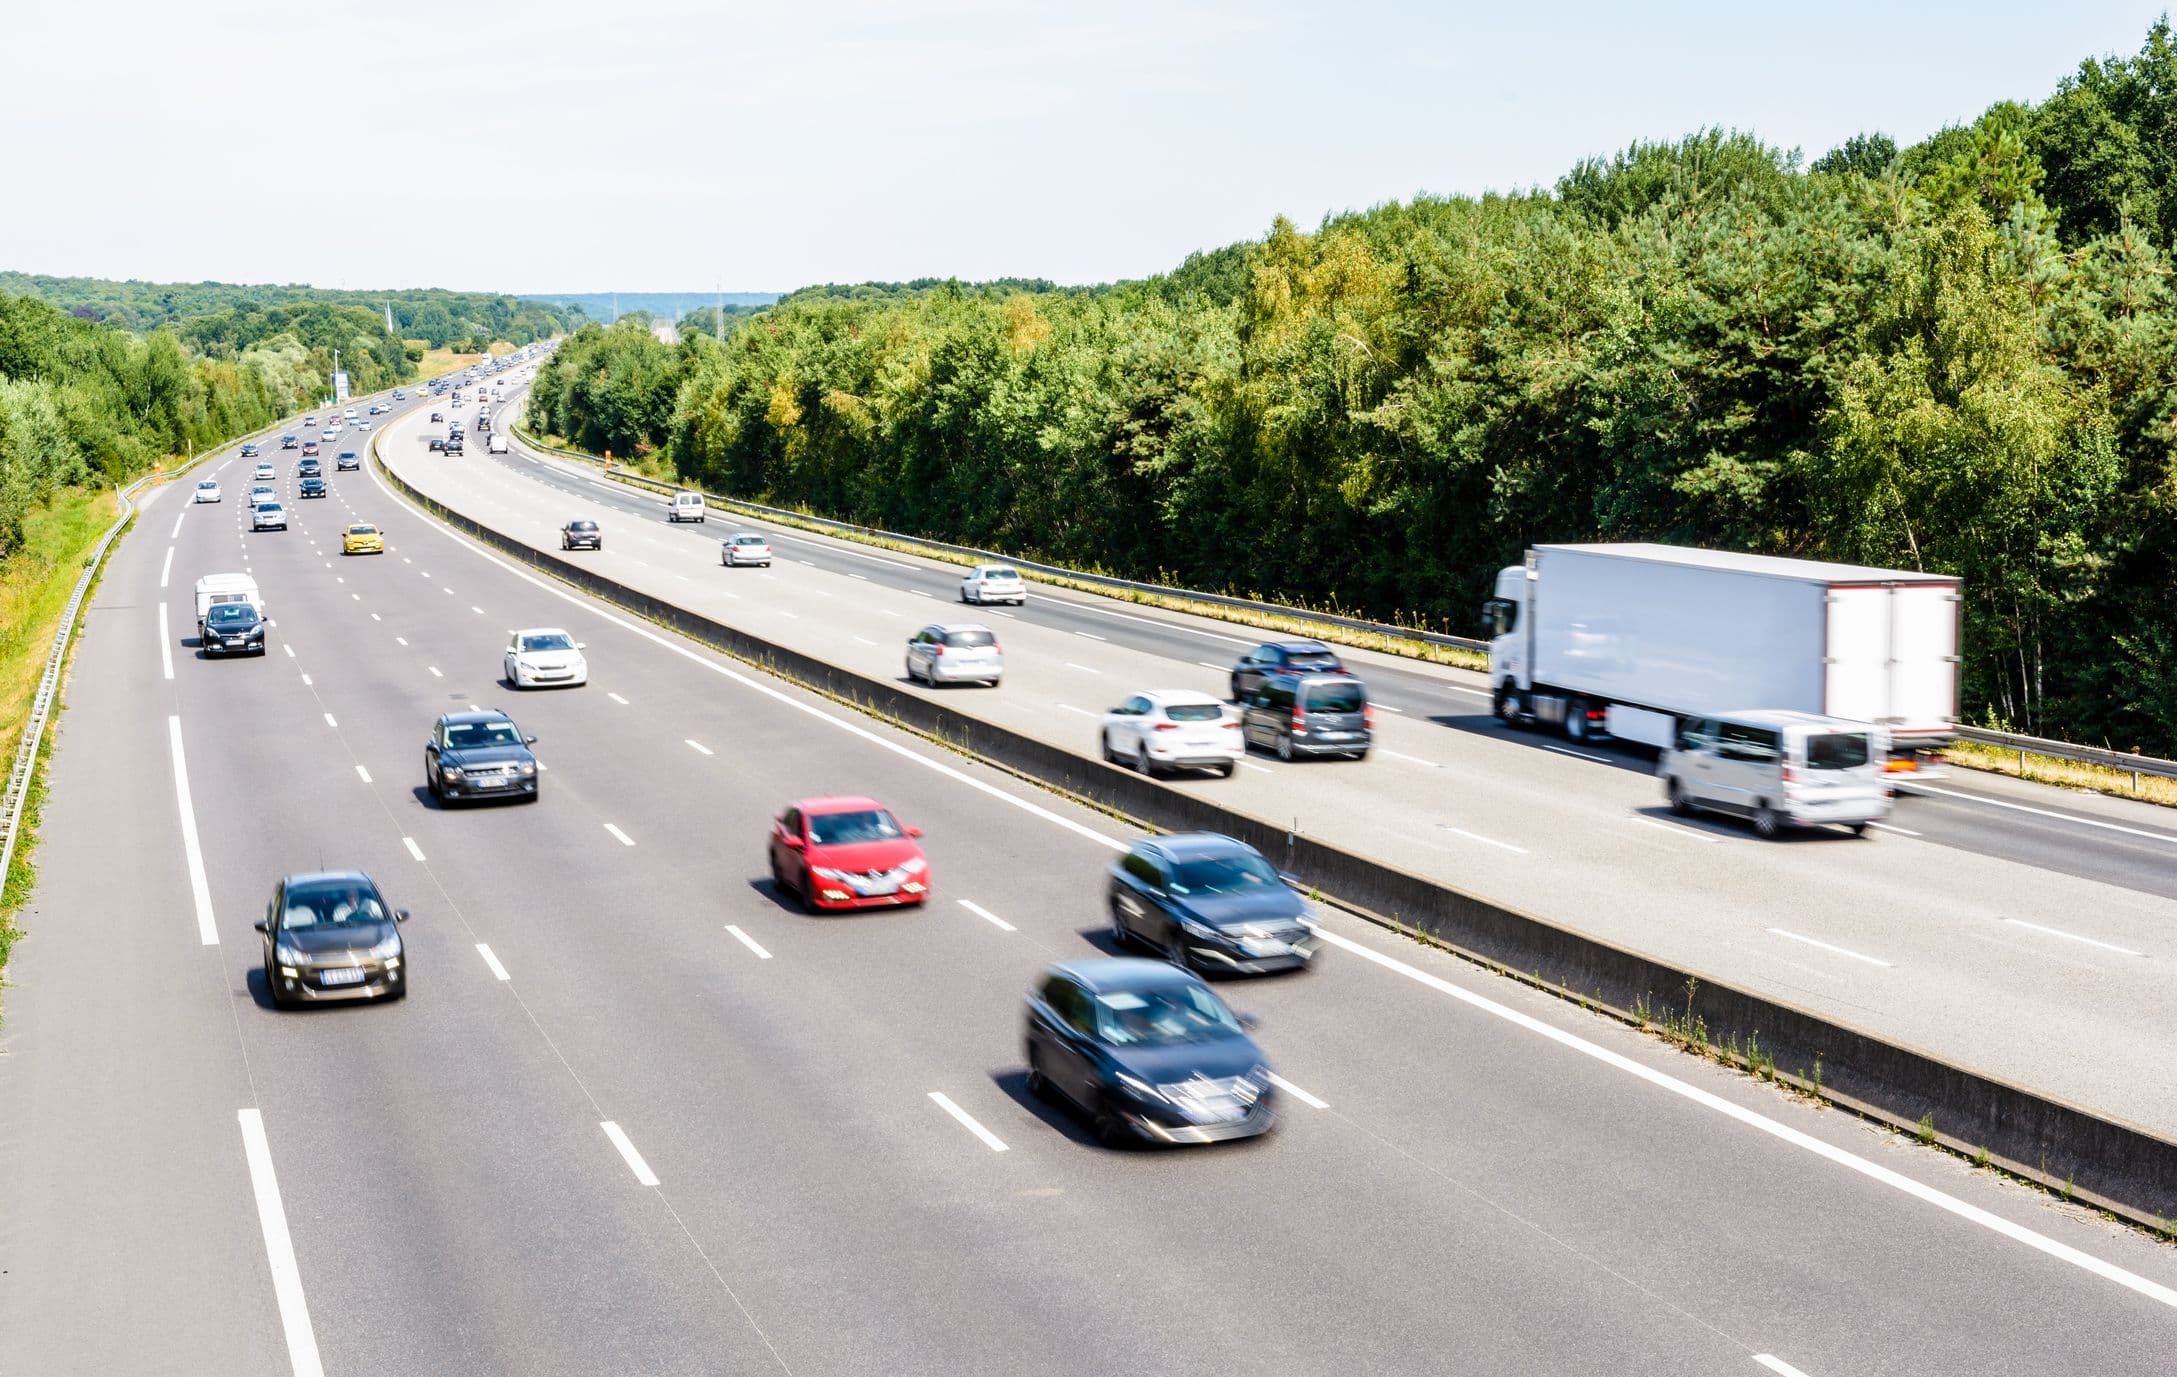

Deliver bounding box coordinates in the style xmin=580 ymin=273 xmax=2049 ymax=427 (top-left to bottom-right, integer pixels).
xmin=1074 ymin=631 xmax=1107 ymax=641
xmin=158 ymin=605 xmax=174 ymax=679
xmin=169 ymin=511 xmax=185 ymax=539
xmin=427 ymin=666 xmax=441 ymax=677
xmin=957 ymin=899 xmax=1016 ymax=932
xmin=851 ymin=635 xmax=878 ymax=646
xmin=402 ymin=836 xmax=426 ymax=862
xmin=476 ymin=943 xmax=511 ymax=981
xmin=1437 ymin=823 xmax=1527 ymax=854
xmin=283 ymin=644 xmax=295 ymax=658
xmin=1238 ymin=760 xmax=1275 ymax=774
xmin=1375 ymin=702 xmax=1406 ymax=713
xmin=603 ymin=823 xmax=636 ymax=847
xmin=301 ymin=673 xmax=313 ymax=686
xmin=1265 ymin=1073 xmax=1328 ymax=1109
xmin=928 ymin=1092 xmax=1008 ymax=1152
xmin=322 ymin=713 xmax=337 ymax=729
xmin=1380 ymin=749 xmax=1437 ymax=768
xmin=1196 ymin=661 xmax=1226 ymax=671
xmin=776 ymin=610 xmax=799 ymax=620
xmin=725 ymin=925 xmax=773 ymax=959
xmin=397 ymin=636 xmax=410 ymax=647
xmin=1539 ymin=742 xmax=1612 ymax=763
xmin=1766 ymin=927 xmax=1892 ymax=968
xmin=1868 ymin=821 xmax=1920 ymax=838
xmin=354 ymin=765 xmax=371 ymax=784
xmin=370 ymin=612 xmax=381 ymax=621
xmin=1753 ymin=1358 xmax=1814 ymax=1377
xmin=167 ymin=717 xmax=217 ymax=945
xmin=472 ymin=605 xmax=484 ymax=615
xmin=1063 ymin=662 xmax=1100 ymax=675
xmin=160 ymin=545 xmax=174 ymax=587
xmin=607 ymin=692 xmax=628 ymax=704
xmin=600 ymin=1121 xmax=660 ymax=1186
xmin=685 ymin=739 xmax=714 ymax=755
xmin=2002 ymin=918 xmax=2144 ymax=957
xmin=1058 ymin=704 xmax=1098 ymax=718
xmin=1632 ymin=816 xmax=1721 ymax=844
xmin=236 ymin=1109 xmax=325 ymax=1377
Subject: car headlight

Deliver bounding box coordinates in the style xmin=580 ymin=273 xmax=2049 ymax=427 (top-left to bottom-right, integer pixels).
xmin=898 ymin=856 xmax=927 ymax=876
xmin=1114 ymin=1073 xmax=1166 ymax=1103
xmin=518 ymin=762 xmax=536 ymax=776
xmin=811 ymin=866 xmax=849 ymax=880
xmin=366 ymin=936 xmax=402 ymax=960
xmin=441 ymin=765 xmax=464 ymax=779
xmin=274 ymin=943 xmax=307 ymax=966
xmin=247 ymin=628 xmax=265 ymax=640
xmin=1179 ymin=917 xmax=1219 ymax=940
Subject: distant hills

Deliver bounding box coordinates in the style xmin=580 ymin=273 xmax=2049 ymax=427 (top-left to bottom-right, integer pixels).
xmin=521 ymin=291 xmax=778 ymax=321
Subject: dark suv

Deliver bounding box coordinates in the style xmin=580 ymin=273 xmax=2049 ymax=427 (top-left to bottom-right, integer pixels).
xmin=1228 ymin=640 xmax=1345 ymax=703
xmin=298 ymin=476 xmax=328 ymax=499
xmin=1107 ymin=834 xmax=1316 ymax=975
xmin=424 ymin=710 xmax=538 ymax=804
xmin=1238 ymin=670 xmax=1372 ymax=761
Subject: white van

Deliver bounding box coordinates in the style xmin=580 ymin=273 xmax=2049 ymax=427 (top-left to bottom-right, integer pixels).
xmin=668 ymin=491 xmax=707 ymax=523
xmin=487 ymin=434 xmax=509 ymax=454
xmin=194 ymin=572 xmax=263 ymax=635
xmin=1658 ymin=710 xmax=1890 ymax=838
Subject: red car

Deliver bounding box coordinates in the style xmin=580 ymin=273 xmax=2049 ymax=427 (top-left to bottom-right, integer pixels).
xmin=768 ymin=796 xmax=929 ymax=910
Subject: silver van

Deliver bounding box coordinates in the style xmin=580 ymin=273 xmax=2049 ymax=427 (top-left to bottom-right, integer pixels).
xmin=1659 ymin=710 xmax=1890 ymax=837
xmin=1238 ymin=670 xmax=1372 ymax=762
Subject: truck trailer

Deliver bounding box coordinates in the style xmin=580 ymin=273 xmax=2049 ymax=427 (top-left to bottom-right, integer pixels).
xmin=1483 ymin=543 xmax=1961 ymax=755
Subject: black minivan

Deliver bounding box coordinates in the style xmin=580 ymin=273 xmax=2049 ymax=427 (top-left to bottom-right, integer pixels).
xmin=1238 ymin=670 xmax=1372 ymax=761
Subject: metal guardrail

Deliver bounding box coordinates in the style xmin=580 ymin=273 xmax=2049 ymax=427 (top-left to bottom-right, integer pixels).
xmin=506 ymin=419 xmax=2177 ymax=791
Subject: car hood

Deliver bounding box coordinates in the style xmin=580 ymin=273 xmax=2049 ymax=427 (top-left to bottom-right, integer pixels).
xmin=441 ymin=743 xmax=533 ymax=769
xmin=280 ymin=921 xmax=396 ymax=956
xmin=806 ymin=838 xmax=922 ymax=873
xmin=1172 ymin=886 xmax=1308 ymax=930
xmin=1103 ymin=1034 xmax=1263 ymax=1086
xmin=515 ymin=651 xmax=583 ymax=668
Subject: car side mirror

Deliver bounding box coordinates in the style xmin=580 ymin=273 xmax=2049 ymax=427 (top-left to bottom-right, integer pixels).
xmin=575 ymin=643 xmax=586 ymax=650
xmin=905 ymin=825 xmax=924 ymax=838
xmin=781 ymin=835 xmax=805 ymax=850
xmin=1236 ymin=1011 xmax=1261 ymax=1030
xmin=253 ymin=920 xmax=268 ymax=933
xmin=525 ymin=735 xmax=538 ymax=745
xmin=395 ymin=909 xmax=411 ymax=923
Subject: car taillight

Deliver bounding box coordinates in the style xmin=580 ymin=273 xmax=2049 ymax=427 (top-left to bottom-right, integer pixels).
xmin=1291 ymin=707 xmax=1306 ymax=730
xmin=931 ymin=644 xmax=944 ymax=656
xmin=1153 ymin=722 xmax=1180 ymax=731
xmin=1364 ymin=705 xmax=1376 ymax=729
xmin=1223 ymin=719 xmax=1241 ymax=730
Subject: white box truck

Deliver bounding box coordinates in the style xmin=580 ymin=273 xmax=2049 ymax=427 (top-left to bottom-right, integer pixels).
xmin=1484 ymin=543 xmax=1961 ymax=756
xmin=194 ymin=572 xmax=263 ymax=636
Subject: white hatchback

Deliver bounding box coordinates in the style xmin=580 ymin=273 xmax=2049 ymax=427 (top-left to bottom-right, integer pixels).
xmin=195 ymin=480 xmax=222 ymax=503
xmin=504 ymin=628 xmax=588 ymax=689
xmin=1101 ymin=689 xmax=1244 ymax=778
xmin=959 ymin=564 xmax=1025 ymax=605
xmin=721 ymin=532 xmax=772 ymax=566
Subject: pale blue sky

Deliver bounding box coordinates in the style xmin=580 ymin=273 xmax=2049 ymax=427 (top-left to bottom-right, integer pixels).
xmin=2 ymin=1 xmax=2168 ymax=293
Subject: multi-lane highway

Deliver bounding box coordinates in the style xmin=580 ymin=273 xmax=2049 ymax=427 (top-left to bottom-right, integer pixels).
xmin=372 ymin=381 xmax=2177 ymax=1142
xmin=3 ymin=373 xmax=2176 ymax=1375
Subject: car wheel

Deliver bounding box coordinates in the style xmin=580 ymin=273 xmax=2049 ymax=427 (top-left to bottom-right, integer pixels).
xmin=1494 ymin=684 xmax=1524 ymax=726
xmin=1566 ymin=698 xmax=1593 ymax=741
xmin=267 ymin=965 xmax=290 ymax=1010
xmin=1849 ymin=822 xmax=1870 ymax=838
xmin=906 ymin=657 xmax=922 ymax=685
xmin=1348 ymin=750 xmax=1369 ymax=762
xmin=1218 ymin=761 xmax=1235 ymax=778
xmin=1136 ymin=741 xmax=1160 ymax=778
xmin=1277 ymin=732 xmax=1295 ymax=762
xmin=1091 ymin=1093 xmax=1130 ymax=1148
xmin=1754 ymin=803 xmax=1781 ymax=839
xmin=1229 ymin=676 xmax=1243 ymax=703
xmin=1667 ymin=777 xmax=1691 ymax=815
xmin=1025 ymin=1044 xmax=1051 ymax=1099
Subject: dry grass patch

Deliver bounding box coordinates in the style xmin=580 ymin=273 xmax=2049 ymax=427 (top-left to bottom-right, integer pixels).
xmin=1945 ymin=738 xmax=2177 ymax=809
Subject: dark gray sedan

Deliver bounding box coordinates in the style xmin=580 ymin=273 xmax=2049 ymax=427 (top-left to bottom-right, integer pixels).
xmin=255 ymin=871 xmax=409 ymax=1008
xmin=1107 ymin=834 xmax=1317 ymax=975
xmin=425 ymin=709 xmax=539 ymax=804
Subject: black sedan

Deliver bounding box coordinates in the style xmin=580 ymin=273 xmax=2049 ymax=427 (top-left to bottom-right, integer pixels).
xmin=429 ymin=411 xmax=444 ymax=422
xmin=1108 ymin=834 xmax=1316 ymax=975
xmin=425 ymin=709 xmax=539 ymax=804
xmin=280 ymin=434 xmax=299 ymax=450
xmin=1025 ymin=958 xmax=1276 ymax=1145
xmin=298 ymin=476 xmax=328 ymax=499
xmin=335 ymin=450 xmax=360 ymax=471
xmin=255 ymin=870 xmax=409 ymax=1008
xmin=202 ymin=601 xmax=267 ymax=656
xmin=1229 ymin=639 xmax=1346 ymax=702
xmin=560 ymin=519 xmax=602 ymax=551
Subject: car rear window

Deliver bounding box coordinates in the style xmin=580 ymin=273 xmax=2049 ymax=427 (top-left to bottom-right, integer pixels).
xmin=1301 ymin=682 xmax=1366 ymax=713
xmin=1164 ymin=703 xmax=1223 ymax=722
xmin=1288 ymin=649 xmax=1340 ymax=667
xmin=1803 ymin=732 xmax=1872 ymax=770
xmin=982 ymin=568 xmax=1019 ymax=580
xmin=944 ymin=629 xmax=996 ymax=648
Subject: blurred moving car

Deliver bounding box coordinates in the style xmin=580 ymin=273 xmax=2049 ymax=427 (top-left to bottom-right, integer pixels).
xmin=560 ymin=519 xmax=601 ymax=551
xmin=767 ymin=796 xmax=928 ymax=910
xmin=1107 ymin=833 xmax=1317 ymax=974
xmin=251 ymin=502 xmax=287 ymax=531
xmin=425 ymin=710 xmax=539 ymax=804
xmin=254 ymin=460 xmax=277 ymax=480
xmin=1228 ymin=640 xmax=1345 ymax=703
xmin=1659 ymin=709 xmax=1890 ymax=838
xmin=194 ymin=480 xmax=222 ymax=503
xmin=904 ymin=623 xmax=1002 ymax=687
xmin=504 ymin=628 xmax=588 ymax=689
xmin=300 ymin=440 xmax=319 ymax=457
xmin=721 ymin=532 xmax=770 ymax=566
xmin=1100 ymin=690 xmax=1242 ymax=777
xmin=239 ymin=442 xmax=260 ymax=459
xmin=255 ymin=870 xmax=409 ymax=1008
xmin=336 ymin=451 xmax=360 ymax=471
xmin=1024 ymin=958 xmax=1276 ymax=1145
xmin=1237 ymin=670 xmax=1373 ymax=761
xmin=342 ymin=523 xmax=384 ymax=555
xmin=202 ymin=601 xmax=267 ymax=656
xmin=248 ymin=485 xmax=276 ymax=505
xmin=280 ymin=434 xmax=298 ymax=450
xmin=429 ymin=411 xmax=443 ymax=423
xmin=959 ymin=564 xmax=1025 ymax=605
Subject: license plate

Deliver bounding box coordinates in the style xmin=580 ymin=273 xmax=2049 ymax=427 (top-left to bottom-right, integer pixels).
xmin=477 ymin=775 xmax=505 ymax=788
xmin=320 ymin=966 xmax=365 ymax=986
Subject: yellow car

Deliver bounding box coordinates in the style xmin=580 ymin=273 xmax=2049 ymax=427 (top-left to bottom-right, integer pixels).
xmin=342 ymin=522 xmax=385 ymax=555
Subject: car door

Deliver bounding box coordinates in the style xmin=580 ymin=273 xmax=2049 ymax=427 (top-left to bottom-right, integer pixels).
xmin=1107 ymin=695 xmax=1148 ymax=756
xmin=1232 ymin=646 xmax=1271 ymax=700
xmin=1110 ymin=847 xmax=1159 ymax=943
xmin=424 ymin=721 xmax=445 ymax=785
xmin=1713 ymin=722 xmax=1777 ymax=815
xmin=1035 ymin=977 xmax=1098 ymax=1106
xmin=771 ymin=808 xmax=805 ymax=886
xmin=906 ymin=627 xmax=932 ymax=677
xmin=503 ymin=634 xmax=520 ymax=681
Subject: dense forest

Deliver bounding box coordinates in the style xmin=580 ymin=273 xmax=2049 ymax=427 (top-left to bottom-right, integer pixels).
xmin=527 ymin=21 xmax=2177 ymax=754
xmin=0 ymin=274 xmax=581 ymax=350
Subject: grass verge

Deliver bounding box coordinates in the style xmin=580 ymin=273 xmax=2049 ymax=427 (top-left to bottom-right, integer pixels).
xmin=1943 ymin=738 xmax=2177 ymax=808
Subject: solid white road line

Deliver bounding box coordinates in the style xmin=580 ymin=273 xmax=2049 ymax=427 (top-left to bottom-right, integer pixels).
xmin=1064 ymin=662 xmax=1100 ymax=674
xmin=725 ymin=925 xmax=773 ymax=959
xmin=236 ymin=1109 xmax=325 ymax=1377
xmin=158 ymin=604 xmax=173 ymax=680
xmin=1765 ymin=928 xmax=1893 ymax=968
xmin=402 ymin=836 xmax=426 ymax=863
xmin=607 ymin=692 xmax=628 ymax=705
xmin=321 ymin=712 xmax=337 ymax=729
xmin=1310 ymin=926 xmax=2177 ymax=1310
xmin=1632 ymin=817 xmax=1721 ymax=844
xmin=1753 ymin=1357 xmax=1814 ymax=1377
xmin=1903 ymin=781 xmax=2177 ymax=846
xmin=1265 ymin=1073 xmax=1328 ymax=1109
xmin=354 ymin=765 xmax=371 ymax=784
xmin=2002 ymin=918 xmax=2144 ymax=957
xmin=1539 ymin=742 xmax=1612 ymax=763
xmin=1868 ymin=821 xmax=1921 ymax=838
xmin=159 ymin=545 xmax=174 ymax=588
xmin=475 ymin=943 xmax=511 ymax=981
xmin=928 ymin=1092 xmax=1009 ymax=1152
xmin=1074 ymin=630 xmax=1107 ymax=641
xmin=604 ymin=823 xmax=635 ymax=847
xmin=957 ymin=899 xmax=1016 ymax=932
xmin=600 ymin=1121 xmax=661 ymax=1186
xmin=1439 ymin=824 xmax=1528 ymax=854
xmin=685 ymin=739 xmax=714 ymax=756
xmin=851 ymin=635 xmax=878 ymax=646
xmin=167 ymin=717 xmax=218 ymax=945
xmin=1381 ymin=749 xmax=1438 ymax=768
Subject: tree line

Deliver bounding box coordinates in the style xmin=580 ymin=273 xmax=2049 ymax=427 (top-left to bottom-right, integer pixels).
xmin=524 ymin=21 xmax=2177 ymax=755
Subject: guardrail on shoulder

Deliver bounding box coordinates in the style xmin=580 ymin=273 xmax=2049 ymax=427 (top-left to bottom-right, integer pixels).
xmin=1955 ymin=725 xmax=2177 ymax=787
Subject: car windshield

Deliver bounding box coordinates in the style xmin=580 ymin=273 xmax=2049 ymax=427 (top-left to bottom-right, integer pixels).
xmin=1804 ymin=731 xmax=1872 ymax=770
xmin=207 ymin=605 xmax=256 ymax=626
xmin=943 ymin=629 xmax=995 ymax=648
xmin=807 ymin=809 xmax=904 ymax=845
xmin=349 ymin=525 xmax=375 ymax=535
xmin=1092 ymin=983 xmax=1243 ymax=1047
xmin=519 ymin=633 xmax=574 ymax=652
xmin=446 ymin=721 xmax=523 ymax=749
xmin=1302 ymin=682 xmax=1366 ymax=713
xmin=1168 ymin=850 xmax=1281 ymax=896
xmin=280 ymin=883 xmax=388 ymax=929
xmin=1163 ymin=702 xmax=1223 ymax=723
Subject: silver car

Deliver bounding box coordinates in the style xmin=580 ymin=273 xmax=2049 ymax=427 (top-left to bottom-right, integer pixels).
xmin=1659 ymin=709 xmax=1890 ymax=837
xmin=905 ymin=623 xmax=1002 ymax=687
xmin=721 ymin=532 xmax=772 ymax=566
